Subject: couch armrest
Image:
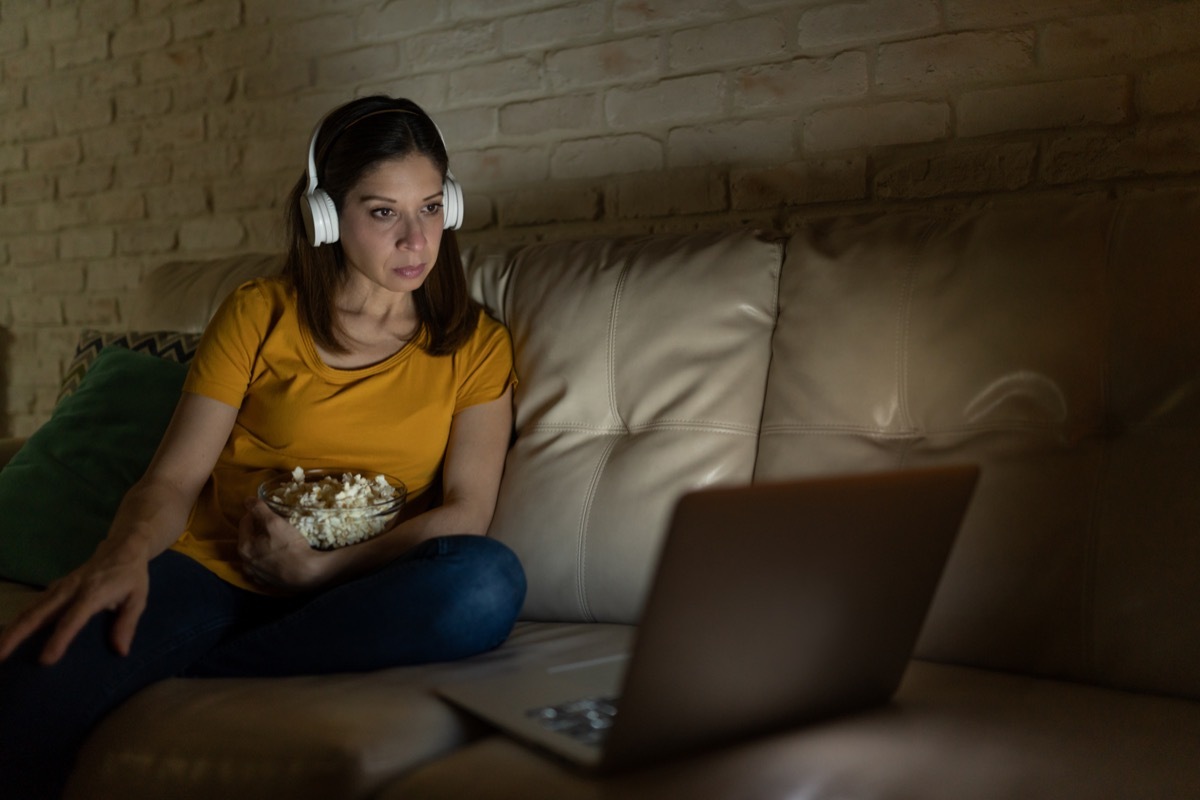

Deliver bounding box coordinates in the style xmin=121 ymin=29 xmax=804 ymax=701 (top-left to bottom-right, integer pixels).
xmin=0 ymin=437 xmax=26 ymax=469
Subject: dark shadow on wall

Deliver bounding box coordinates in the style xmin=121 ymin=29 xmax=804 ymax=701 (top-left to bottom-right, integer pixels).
xmin=0 ymin=326 xmax=12 ymax=437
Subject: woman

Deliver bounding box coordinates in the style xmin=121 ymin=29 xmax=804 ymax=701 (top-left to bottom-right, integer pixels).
xmin=0 ymin=96 xmax=526 ymax=798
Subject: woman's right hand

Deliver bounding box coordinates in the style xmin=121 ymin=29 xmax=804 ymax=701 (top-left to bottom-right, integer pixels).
xmin=0 ymin=538 xmax=151 ymax=666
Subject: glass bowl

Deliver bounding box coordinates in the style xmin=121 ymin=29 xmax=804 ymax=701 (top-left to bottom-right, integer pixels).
xmin=257 ymin=468 xmax=407 ymax=550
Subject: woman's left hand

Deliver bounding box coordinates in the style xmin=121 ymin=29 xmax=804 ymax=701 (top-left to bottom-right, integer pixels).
xmin=237 ymin=499 xmax=329 ymax=592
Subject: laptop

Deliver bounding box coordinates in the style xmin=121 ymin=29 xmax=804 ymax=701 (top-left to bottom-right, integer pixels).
xmin=436 ymin=463 xmax=980 ymax=773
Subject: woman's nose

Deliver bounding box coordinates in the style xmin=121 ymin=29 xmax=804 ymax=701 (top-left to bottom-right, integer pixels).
xmin=396 ymin=217 xmax=427 ymax=250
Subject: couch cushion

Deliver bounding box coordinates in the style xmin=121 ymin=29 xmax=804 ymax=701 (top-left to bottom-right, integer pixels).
xmin=756 ymin=189 xmax=1200 ymax=699
xmin=57 ymin=328 xmax=203 ymax=403
xmin=130 ymin=253 xmax=283 ymax=332
xmin=380 ymin=660 xmax=1200 ymax=800
xmin=0 ymin=347 xmax=188 ymax=587
xmin=63 ymin=621 xmax=633 ymax=800
xmin=467 ymin=230 xmax=782 ymax=623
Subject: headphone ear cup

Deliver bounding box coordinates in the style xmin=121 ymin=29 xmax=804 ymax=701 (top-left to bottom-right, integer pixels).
xmin=302 ymin=188 xmax=339 ymax=246
xmin=442 ymin=174 xmax=464 ymax=231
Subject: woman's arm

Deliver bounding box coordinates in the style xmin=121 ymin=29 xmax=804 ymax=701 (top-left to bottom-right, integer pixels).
xmin=0 ymin=393 xmax=238 ymax=665
xmin=238 ymin=385 xmax=514 ymax=592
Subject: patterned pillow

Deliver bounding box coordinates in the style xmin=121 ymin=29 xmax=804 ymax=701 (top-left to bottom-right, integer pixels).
xmin=58 ymin=329 xmax=203 ymax=404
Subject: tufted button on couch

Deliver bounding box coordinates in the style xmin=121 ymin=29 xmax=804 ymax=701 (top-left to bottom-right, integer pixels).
xmin=1 ymin=187 xmax=1198 ymax=799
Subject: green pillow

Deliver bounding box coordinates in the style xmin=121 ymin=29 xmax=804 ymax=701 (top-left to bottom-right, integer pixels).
xmin=0 ymin=346 xmax=188 ymax=587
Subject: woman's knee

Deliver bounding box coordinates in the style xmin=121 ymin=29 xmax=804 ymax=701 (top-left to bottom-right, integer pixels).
xmin=424 ymin=535 xmax=526 ymax=656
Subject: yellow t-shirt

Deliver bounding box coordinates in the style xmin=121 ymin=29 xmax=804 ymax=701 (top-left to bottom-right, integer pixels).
xmin=170 ymin=276 xmax=516 ymax=591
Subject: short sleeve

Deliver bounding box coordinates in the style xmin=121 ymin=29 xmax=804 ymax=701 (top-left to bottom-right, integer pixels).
xmin=183 ymin=280 xmax=276 ymax=409
xmin=454 ymin=311 xmax=517 ymax=413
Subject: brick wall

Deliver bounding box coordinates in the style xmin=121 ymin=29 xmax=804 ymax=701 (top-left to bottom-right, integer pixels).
xmin=2 ymin=0 xmax=1199 ymax=436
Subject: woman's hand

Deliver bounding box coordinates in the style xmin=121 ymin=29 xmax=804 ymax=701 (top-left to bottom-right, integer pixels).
xmin=237 ymin=499 xmax=330 ymax=593
xmin=0 ymin=539 xmax=150 ymax=666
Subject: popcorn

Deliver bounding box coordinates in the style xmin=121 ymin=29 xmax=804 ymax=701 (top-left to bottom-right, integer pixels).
xmin=262 ymin=468 xmax=403 ymax=550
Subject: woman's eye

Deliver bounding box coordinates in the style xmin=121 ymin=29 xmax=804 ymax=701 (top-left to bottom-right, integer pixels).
xmin=422 ymin=203 xmax=443 ymax=215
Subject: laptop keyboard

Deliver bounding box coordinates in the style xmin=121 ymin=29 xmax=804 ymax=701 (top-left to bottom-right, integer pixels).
xmin=526 ymin=695 xmax=620 ymax=746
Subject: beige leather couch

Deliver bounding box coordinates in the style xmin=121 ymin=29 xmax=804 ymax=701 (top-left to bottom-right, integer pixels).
xmin=1 ymin=187 xmax=1198 ymax=799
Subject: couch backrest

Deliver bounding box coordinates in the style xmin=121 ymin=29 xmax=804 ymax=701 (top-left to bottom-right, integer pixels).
xmin=468 ymin=231 xmax=783 ymax=622
xmin=756 ymin=188 xmax=1200 ymax=700
xmin=133 ymin=188 xmax=1199 ymax=700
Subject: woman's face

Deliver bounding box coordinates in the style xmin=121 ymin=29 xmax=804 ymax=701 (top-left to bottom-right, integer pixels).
xmin=337 ymin=153 xmax=445 ymax=295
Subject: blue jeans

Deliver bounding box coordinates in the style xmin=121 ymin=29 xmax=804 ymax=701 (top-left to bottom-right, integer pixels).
xmin=0 ymin=535 xmax=526 ymax=799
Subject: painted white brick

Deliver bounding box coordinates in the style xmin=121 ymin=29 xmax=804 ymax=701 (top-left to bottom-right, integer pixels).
xmin=174 ymin=0 xmax=242 ymax=41
xmin=455 ymin=146 xmax=550 ymax=187
xmin=145 ymin=184 xmax=209 ymax=220
xmin=546 ymin=38 xmax=663 ymax=90
xmin=614 ymin=0 xmax=731 ymax=33
xmin=958 ymin=76 xmax=1129 ymax=138
xmin=606 ymin=74 xmax=725 ymax=129
xmin=798 ymin=0 xmax=940 ymax=48
xmin=80 ymin=0 xmax=138 ymax=31
xmin=502 ymin=0 xmax=607 ymax=53
xmin=0 ymin=108 xmax=55 ymax=143
xmin=500 ymin=94 xmax=603 ymax=136
xmin=201 ymin=30 xmax=272 ymax=70
xmin=63 ymin=295 xmax=121 ymax=326
xmin=85 ymin=258 xmax=143 ymax=293
xmin=53 ymin=34 xmax=109 ymax=69
xmin=28 ymin=136 xmax=82 ymax=170
xmin=8 ymin=233 xmax=58 ymax=264
xmin=34 ymin=261 xmax=86 ymax=293
xmin=669 ymin=15 xmax=790 ymax=72
xmin=179 ymin=216 xmax=247 ymax=251
xmin=37 ymin=199 xmax=89 ymax=233
xmin=357 ymin=0 xmax=444 ymax=39
xmin=55 ymin=95 xmax=114 ymax=134
xmin=435 ymin=106 xmax=499 ymax=150
xmin=730 ymin=157 xmax=867 ymax=209
xmin=0 ymin=145 xmax=24 ymax=173
xmin=944 ymin=0 xmax=1113 ymax=28
xmin=140 ymin=114 xmax=206 ymax=153
xmin=116 ymin=86 xmax=173 ymax=120
xmin=499 ymin=183 xmax=603 ymax=226
xmin=88 ymin=190 xmax=148 ymax=225
xmin=5 ymin=174 xmax=56 ymax=205
xmin=614 ymin=167 xmax=726 ymax=219
xmin=668 ymin=118 xmax=795 ymax=167
xmin=26 ymin=8 xmax=79 ymax=44
xmin=114 ymin=153 xmax=170 ymax=190
xmin=875 ymin=31 xmax=1035 ymax=91
xmin=141 ymin=46 xmax=205 ymax=84
xmin=274 ymin=16 xmax=358 ymax=58
xmin=1042 ymin=5 xmax=1200 ymax=71
xmin=874 ymin=142 xmax=1037 ymax=198
xmin=405 ymin=22 xmax=499 ymax=70
xmin=111 ymin=18 xmax=172 ymax=57
xmin=1141 ymin=59 xmax=1200 ymax=116
xmin=735 ymin=51 xmax=868 ymax=111
xmin=117 ymin=223 xmax=179 ymax=255
xmin=450 ymin=56 xmax=544 ymax=103
xmin=550 ymin=134 xmax=662 ymax=179
xmin=317 ymin=44 xmax=399 ymax=87
xmin=12 ymin=295 xmax=64 ymax=327
xmin=805 ymin=101 xmax=950 ymax=152
xmin=58 ymin=165 xmax=115 ymax=198
xmin=5 ymin=43 xmax=52 ymax=81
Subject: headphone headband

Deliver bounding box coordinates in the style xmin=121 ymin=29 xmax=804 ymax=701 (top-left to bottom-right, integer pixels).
xmin=301 ymin=104 xmax=464 ymax=246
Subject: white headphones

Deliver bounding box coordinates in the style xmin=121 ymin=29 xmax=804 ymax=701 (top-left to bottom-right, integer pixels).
xmin=300 ymin=106 xmax=464 ymax=246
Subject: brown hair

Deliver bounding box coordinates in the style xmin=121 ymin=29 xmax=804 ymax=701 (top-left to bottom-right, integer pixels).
xmin=282 ymin=96 xmax=480 ymax=356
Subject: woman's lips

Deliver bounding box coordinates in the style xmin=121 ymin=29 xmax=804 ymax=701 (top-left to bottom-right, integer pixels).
xmin=392 ymin=263 xmax=425 ymax=279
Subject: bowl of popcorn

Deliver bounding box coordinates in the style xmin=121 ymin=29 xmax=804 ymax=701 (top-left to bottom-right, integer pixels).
xmin=258 ymin=467 xmax=407 ymax=550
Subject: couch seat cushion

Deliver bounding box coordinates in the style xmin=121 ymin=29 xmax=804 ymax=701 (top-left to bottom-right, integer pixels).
xmin=381 ymin=661 xmax=1200 ymax=800
xmin=64 ymin=621 xmax=633 ymax=800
